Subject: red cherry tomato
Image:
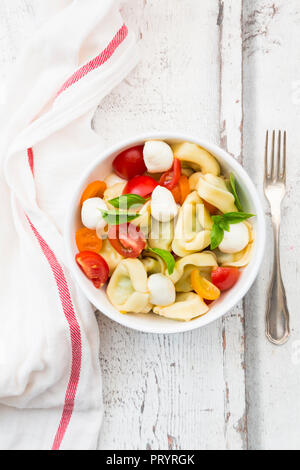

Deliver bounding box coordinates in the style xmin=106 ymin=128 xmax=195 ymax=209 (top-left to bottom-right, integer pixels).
xmin=112 ymin=145 xmax=146 ymax=180
xmin=159 ymin=158 xmax=181 ymax=190
xmin=76 ymin=251 xmax=109 ymax=288
xmin=123 ymin=175 xmax=159 ymax=197
xmin=211 ymin=267 xmax=240 ymax=291
xmin=108 ymin=223 xmax=146 ymax=258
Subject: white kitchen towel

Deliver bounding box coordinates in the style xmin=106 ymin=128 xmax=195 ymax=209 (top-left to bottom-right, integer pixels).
xmin=0 ymin=0 xmax=139 ymax=450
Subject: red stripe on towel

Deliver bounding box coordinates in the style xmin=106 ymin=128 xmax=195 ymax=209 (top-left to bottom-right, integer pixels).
xmin=26 ymin=214 xmax=82 ymax=451
xmin=56 ymin=23 xmax=128 ymax=97
xmin=27 ymin=148 xmax=34 ymax=175
xmin=25 ymin=22 xmax=129 ymax=450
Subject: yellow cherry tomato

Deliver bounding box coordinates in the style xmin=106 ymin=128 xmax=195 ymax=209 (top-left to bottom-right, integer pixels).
xmin=80 ymin=180 xmax=107 ymax=206
xmin=191 ymin=269 xmax=220 ymax=301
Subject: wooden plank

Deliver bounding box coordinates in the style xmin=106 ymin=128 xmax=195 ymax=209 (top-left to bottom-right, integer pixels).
xmin=97 ymin=316 xmax=227 ymax=450
xmin=96 ymin=0 xmax=228 ymax=450
xmin=218 ymin=0 xmax=248 ymax=450
xmin=243 ymin=0 xmax=300 ymax=450
xmin=0 ymin=0 xmax=249 ymax=450
xmin=96 ymin=0 xmax=246 ymax=450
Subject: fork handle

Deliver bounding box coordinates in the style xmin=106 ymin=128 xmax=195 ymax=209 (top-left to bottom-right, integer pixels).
xmin=265 ymin=217 xmax=290 ymax=345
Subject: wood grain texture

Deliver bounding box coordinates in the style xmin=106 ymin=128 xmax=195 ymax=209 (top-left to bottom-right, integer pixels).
xmin=243 ymin=0 xmax=300 ymax=450
xmin=95 ymin=0 xmax=247 ymax=450
xmin=1 ymin=0 xmax=300 ymax=451
xmin=218 ymin=0 xmax=248 ymax=450
xmin=95 ymin=0 xmax=231 ymax=450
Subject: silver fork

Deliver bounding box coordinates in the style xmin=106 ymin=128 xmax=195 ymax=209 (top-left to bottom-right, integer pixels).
xmin=264 ymin=130 xmax=290 ymax=345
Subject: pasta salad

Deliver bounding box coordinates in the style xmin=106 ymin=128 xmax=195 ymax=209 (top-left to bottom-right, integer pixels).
xmin=75 ymin=140 xmax=254 ymax=322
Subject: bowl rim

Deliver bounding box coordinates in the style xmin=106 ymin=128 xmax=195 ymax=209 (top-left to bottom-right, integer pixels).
xmin=64 ymin=131 xmax=266 ymax=334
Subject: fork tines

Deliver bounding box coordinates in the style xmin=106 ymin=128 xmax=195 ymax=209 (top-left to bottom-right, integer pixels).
xmin=264 ymin=130 xmax=286 ymax=183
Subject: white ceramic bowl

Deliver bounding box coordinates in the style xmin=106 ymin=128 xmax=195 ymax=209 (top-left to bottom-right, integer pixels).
xmin=65 ymin=132 xmax=266 ymax=334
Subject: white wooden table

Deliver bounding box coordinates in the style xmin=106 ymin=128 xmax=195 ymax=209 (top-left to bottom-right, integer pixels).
xmin=1 ymin=0 xmax=300 ymax=450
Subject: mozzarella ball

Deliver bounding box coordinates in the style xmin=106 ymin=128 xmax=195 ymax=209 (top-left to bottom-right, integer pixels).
xmin=219 ymin=222 xmax=249 ymax=254
xmin=81 ymin=197 xmax=108 ymax=230
xmin=143 ymin=140 xmax=173 ymax=173
xmin=105 ymin=173 xmax=126 ymax=187
xmin=148 ymin=274 xmax=176 ymax=306
xmin=96 ymin=219 xmax=108 ymax=239
xmin=151 ymin=186 xmax=178 ymax=222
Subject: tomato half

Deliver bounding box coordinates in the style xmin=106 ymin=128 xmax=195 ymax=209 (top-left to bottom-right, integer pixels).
xmin=80 ymin=181 xmax=106 ymax=206
xmin=108 ymin=223 xmax=146 ymax=258
xmin=75 ymin=227 xmax=103 ymax=253
xmin=76 ymin=251 xmax=109 ymax=288
xmin=211 ymin=267 xmax=240 ymax=291
xmin=171 ymin=174 xmax=190 ymax=204
xmin=112 ymin=145 xmax=146 ymax=180
xmin=122 ymin=175 xmax=159 ymax=197
xmin=191 ymin=269 xmax=220 ymax=300
xmin=178 ymin=175 xmax=190 ymax=204
xmin=170 ymin=184 xmax=181 ymax=204
xmin=159 ymin=158 xmax=181 ymax=190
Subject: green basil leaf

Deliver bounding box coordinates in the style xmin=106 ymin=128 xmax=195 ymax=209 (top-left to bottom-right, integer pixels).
xmin=149 ymin=248 xmax=175 ymax=275
xmin=210 ymin=223 xmax=224 ymax=250
xmin=210 ymin=209 xmax=254 ymax=250
xmin=212 ymin=215 xmax=229 ymax=231
xmin=211 ymin=215 xmax=222 ymax=224
xmin=100 ymin=210 xmax=139 ymax=225
xmin=222 ymin=212 xmax=254 ymax=224
xmin=229 ymin=173 xmax=244 ymax=212
xmin=108 ymin=194 xmax=147 ymax=209
xmin=219 ymin=219 xmax=230 ymax=232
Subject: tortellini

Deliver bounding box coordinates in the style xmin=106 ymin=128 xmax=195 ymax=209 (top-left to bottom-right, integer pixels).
xmin=149 ymin=219 xmax=175 ymax=252
xmin=196 ymin=173 xmax=237 ymax=214
xmin=99 ymin=239 xmax=124 ymax=276
xmin=214 ymin=244 xmax=253 ymax=268
xmin=181 ymin=167 xmax=194 ymax=177
xmin=171 ymin=142 xmax=220 ymax=175
xmin=153 ymin=292 xmax=208 ymax=321
xmin=131 ymin=200 xmax=151 ymax=234
xmin=107 ymin=259 xmax=152 ymax=314
xmin=213 ymin=222 xmax=254 ymax=267
xmin=104 ymin=173 xmax=126 ymax=187
xmin=103 ymin=182 xmax=126 ymax=204
xmin=175 ymin=266 xmax=212 ymax=292
xmin=168 ymin=252 xmax=217 ymax=292
xmin=189 ymin=172 xmax=202 ymax=190
xmin=141 ymin=251 xmax=166 ymax=275
xmin=172 ymin=191 xmax=212 ymax=257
